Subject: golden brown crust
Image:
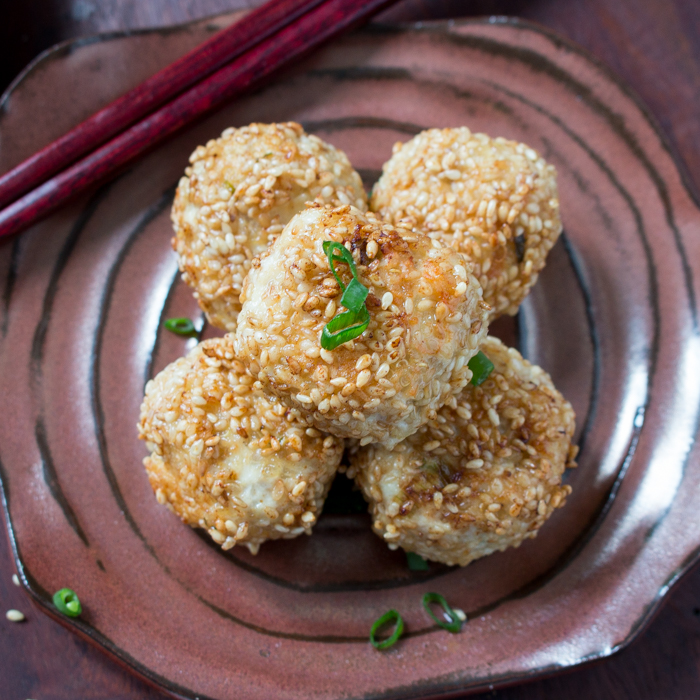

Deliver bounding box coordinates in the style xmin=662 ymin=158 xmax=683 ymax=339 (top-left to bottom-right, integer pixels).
xmin=138 ymin=336 xmax=344 ymax=554
xmin=235 ymin=204 xmax=489 ymax=447
xmin=172 ymin=122 xmax=367 ymax=331
xmin=371 ymin=128 xmax=562 ymax=320
xmin=351 ymin=336 xmax=577 ymax=566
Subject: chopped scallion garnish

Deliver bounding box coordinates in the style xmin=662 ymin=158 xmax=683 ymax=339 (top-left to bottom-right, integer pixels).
xmin=341 ymin=277 xmax=369 ymax=313
xmin=406 ymin=552 xmax=429 ymax=571
xmin=321 ymin=241 xmax=370 ymax=350
xmin=321 ymin=307 xmax=370 ymax=351
xmin=370 ymin=609 xmax=404 ymax=650
xmin=53 ymin=588 xmax=81 ymax=618
xmin=468 ymin=351 xmax=494 ymax=386
xmin=164 ymin=317 xmax=198 ymax=338
xmin=422 ymin=592 xmax=462 ymax=633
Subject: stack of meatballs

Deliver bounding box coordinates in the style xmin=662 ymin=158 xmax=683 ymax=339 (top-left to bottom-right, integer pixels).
xmin=139 ymin=122 xmax=577 ymax=565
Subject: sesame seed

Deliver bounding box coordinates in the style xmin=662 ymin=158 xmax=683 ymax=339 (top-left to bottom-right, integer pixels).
xmin=376 ymin=363 xmax=390 ymax=379
xmin=6 ymin=610 xmax=25 ymax=622
xmin=356 ymin=370 xmax=372 ymax=388
xmin=355 ymin=354 xmax=372 ymax=371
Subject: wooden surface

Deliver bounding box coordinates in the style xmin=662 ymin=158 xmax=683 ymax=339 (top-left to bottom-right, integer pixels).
xmin=2 ymin=1 xmax=700 ymax=698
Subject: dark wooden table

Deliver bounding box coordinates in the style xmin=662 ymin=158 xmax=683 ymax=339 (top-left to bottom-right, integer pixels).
xmin=2 ymin=1 xmax=700 ymax=698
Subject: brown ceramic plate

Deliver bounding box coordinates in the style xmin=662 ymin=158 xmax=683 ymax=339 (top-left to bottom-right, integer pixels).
xmin=2 ymin=12 xmax=700 ymax=700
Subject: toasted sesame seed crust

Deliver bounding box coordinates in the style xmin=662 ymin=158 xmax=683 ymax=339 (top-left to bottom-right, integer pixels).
xmin=351 ymin=336 xmax=577 ymax=566
xmin=371 ymin=128 xmax=562 ymax=320
xmin=138 ymin=336 xmax=344 ymax=554
xmin=234 ymin=204 xmax=490 ymax=447
xmin=171 ymin=122 xmax=368 ymax=332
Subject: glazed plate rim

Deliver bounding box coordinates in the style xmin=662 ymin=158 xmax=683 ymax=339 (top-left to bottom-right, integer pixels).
xmin=1 ymin=12 xmax=700 ymax=700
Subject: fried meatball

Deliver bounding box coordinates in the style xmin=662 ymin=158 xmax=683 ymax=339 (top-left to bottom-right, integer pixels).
xmin=172 ymin=122 xmax=368 ymax=331
xmin=370 ymin=128 xmax=562 ymax=320
xmin=350 ymin=336 xmax=577 ymax=566
xmin=138 ymin=336 xmax=344 ymax=555
xmin=235 ymin=203 xmax=489 ymax=448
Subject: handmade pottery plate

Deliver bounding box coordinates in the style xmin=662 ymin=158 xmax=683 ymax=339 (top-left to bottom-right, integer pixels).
xmin=1 ymin=12 xmax=700 ymax=700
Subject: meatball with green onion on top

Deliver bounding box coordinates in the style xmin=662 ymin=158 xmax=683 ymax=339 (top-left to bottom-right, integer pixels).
xmin=138 ymin=336 xmax=344 ymax=555
xmin=172 ymin=122 xmax=368 ymax=332
xmin=350 ymin=336 xmax=577 ymax=566
xmin=371 ymin=128 xmax=562 ymax=320
xmin=234 ymin=203 xmax=490 ymax=448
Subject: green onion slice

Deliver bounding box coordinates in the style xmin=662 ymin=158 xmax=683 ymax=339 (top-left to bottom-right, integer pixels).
xmin=164 ymin=317 xmax=198 ymax=338
xmin=323 ymin=241 xmax=368 ymax=312
xmin=341 ymin=277 xmax=369 ymax=313
xmin=53 ymin=588 xmax=82 ymax=618
xmin=321 ymin=306 xmax=370 ymax=351
xmin=370 ymin=609 xmax=404 ymax=650
xmin=321 ymin=241 xmax=371 ymax=350
xmin=422 ymin=592 xmax=462 ymax=633
xmin=468 ymin=351 xmax=494 ymax=386
xmin=406 ymin=552 xmax=429 ymax=571
xmin=323 ymin=240 xmax=360 ymax=289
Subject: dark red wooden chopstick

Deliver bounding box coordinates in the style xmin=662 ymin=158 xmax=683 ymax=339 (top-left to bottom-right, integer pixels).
xmin=0 ymin=0 xmax=327 ymax=210
xmin=0 ymin=0 xmax=399 ymax=240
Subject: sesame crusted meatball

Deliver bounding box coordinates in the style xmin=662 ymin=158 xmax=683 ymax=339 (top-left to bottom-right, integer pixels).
xmin=370 ymin=128 xmax=562 ymax=320
xmin=235 ymin=203 xmax=489 ymax=448
xmin=138 ymin=336 xmax=344 ymax=554
xmin=172 ymin=122 xmax=368 ymax=331
xmin=350 ymin=336 xmax=577 ymax=566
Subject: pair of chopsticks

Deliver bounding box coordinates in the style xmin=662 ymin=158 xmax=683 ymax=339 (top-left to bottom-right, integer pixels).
xmin=0 ymin=0 xmax=399 ymax=240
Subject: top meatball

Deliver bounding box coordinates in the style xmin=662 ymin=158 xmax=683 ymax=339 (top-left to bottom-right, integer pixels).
xmin=172 ymin=122 xmax=368 ymax=331
xmin=371 ymin=128 xmax=562 ymax=320
xmin=235 ymin=203 xmax=489 ymax=448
